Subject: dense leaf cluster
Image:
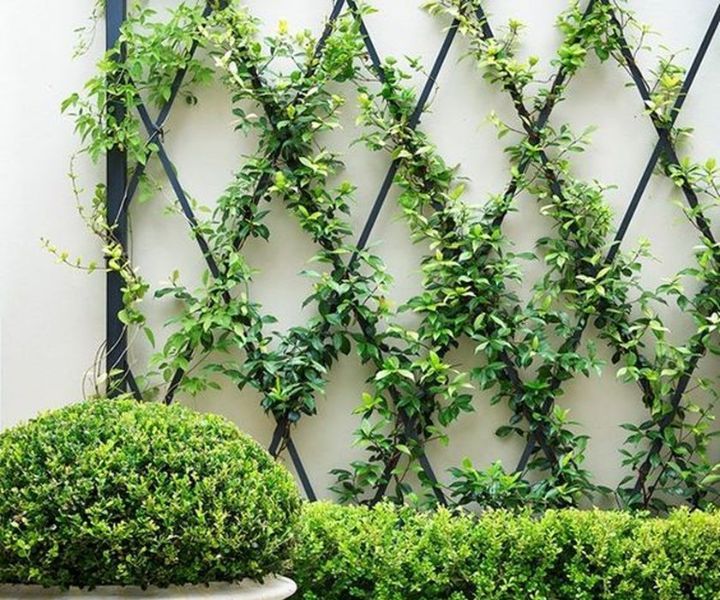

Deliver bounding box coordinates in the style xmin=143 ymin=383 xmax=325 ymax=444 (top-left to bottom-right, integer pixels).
xmin=0 ymin=399 xmax=301 ymax=588
xmin=293 ymin=502 xmax=720 ymax=599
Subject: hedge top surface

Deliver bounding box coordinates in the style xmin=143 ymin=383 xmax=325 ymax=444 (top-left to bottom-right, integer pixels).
xmin=0 ymin=399 xmax=301 ymax=588
xmin=293 ymin=502 xmax=720 ymax=600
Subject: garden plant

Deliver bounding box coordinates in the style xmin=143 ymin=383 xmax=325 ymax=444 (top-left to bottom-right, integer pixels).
xmin=292 ymin=502 xmax=720 ymax=599
xmin=0 ymin=399 xmax=300 ymax=593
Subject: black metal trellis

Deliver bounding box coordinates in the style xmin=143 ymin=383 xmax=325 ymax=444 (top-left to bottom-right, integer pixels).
xmin=103 ymin=0 xmax=720 ymax=504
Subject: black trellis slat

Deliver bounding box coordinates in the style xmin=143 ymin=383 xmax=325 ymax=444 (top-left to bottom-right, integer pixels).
xmin=105 ymin=0 xmax=129 ymax=397
xmin=103 ymin=0 xmax=720 ymax=505
xmin=516 ymin=1 xmax=720 ymax=476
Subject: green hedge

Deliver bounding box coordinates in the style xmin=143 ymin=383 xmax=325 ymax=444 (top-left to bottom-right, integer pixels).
xmin=293 ymin=502 xmax=720 ymax=600
xmin=0 ymin=399 xmax=301 ymax=588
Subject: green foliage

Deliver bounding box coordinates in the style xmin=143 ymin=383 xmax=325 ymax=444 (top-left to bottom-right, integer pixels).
xmin=293 ymin=502 xmax=720 ymax=600
xmin=353 ymin=0 xmax=720 ymax=511
xmin=57 ymin=0 xmax=720 ymax=513
xmin=0 ymin=399 xmax=301 ymax=588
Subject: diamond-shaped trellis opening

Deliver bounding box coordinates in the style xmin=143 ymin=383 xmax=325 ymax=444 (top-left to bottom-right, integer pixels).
xmin=686 ymin=353 xmax=720 ymax=462
xmin=290 ymin=351 xmax=376 ymax=500
xmin=246 ymin=0 xmax=329 ymax=40
xmin=624 ymin=179 xmax=704 ymax=341
xmin=499 ymin=188 xmax=558 ymax=306
xmin=241 ymin=195 xmax=321 ymax=336
xmin=427 ymin=341 xmax=524 ymax=481
xmin=419 ymin=39 xmax=513 ymax=208
xmin=320 ymin=82 xmax=389 ymax=220
xmin=128 ymin=193 xmax=206 ymax=369
xmin=550 ymin=56 xmax=656 ymax=210
xmin=632 ymin=1 xmax=719 ymax=75
xmin=685 ymin=43 xmax=720 ymax=164
xmin=160 ymin=83 xmax=251 ymax=202
xmin=559 ymin=334 xmax=649 ymax=487
xmin=488 ymin=0 xmax=569 ymax=85
xmin=361 ymin=0 xmax=449 ymax=89
xmin=369 ymin=213 xmax=427 ymax=325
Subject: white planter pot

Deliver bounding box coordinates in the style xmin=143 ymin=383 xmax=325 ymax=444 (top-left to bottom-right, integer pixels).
xmin=0 ymin=576 xmax=296 ymax=599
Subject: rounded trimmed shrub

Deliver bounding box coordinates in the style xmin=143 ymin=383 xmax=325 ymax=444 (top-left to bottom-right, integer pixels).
xmin=0 ymin=399 xmax=301 ymax=588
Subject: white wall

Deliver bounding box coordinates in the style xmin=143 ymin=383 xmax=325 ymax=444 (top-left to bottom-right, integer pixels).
xmin=2 ymin=0 xmax=720 ymax=499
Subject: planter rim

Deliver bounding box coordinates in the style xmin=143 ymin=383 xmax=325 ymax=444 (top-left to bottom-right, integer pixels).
xmin=0 ymin=575 xmax=297 ymax=599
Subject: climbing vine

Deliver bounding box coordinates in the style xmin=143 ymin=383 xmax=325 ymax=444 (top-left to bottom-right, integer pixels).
xmin=56 ymin=0 xmax=720 ymax=513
